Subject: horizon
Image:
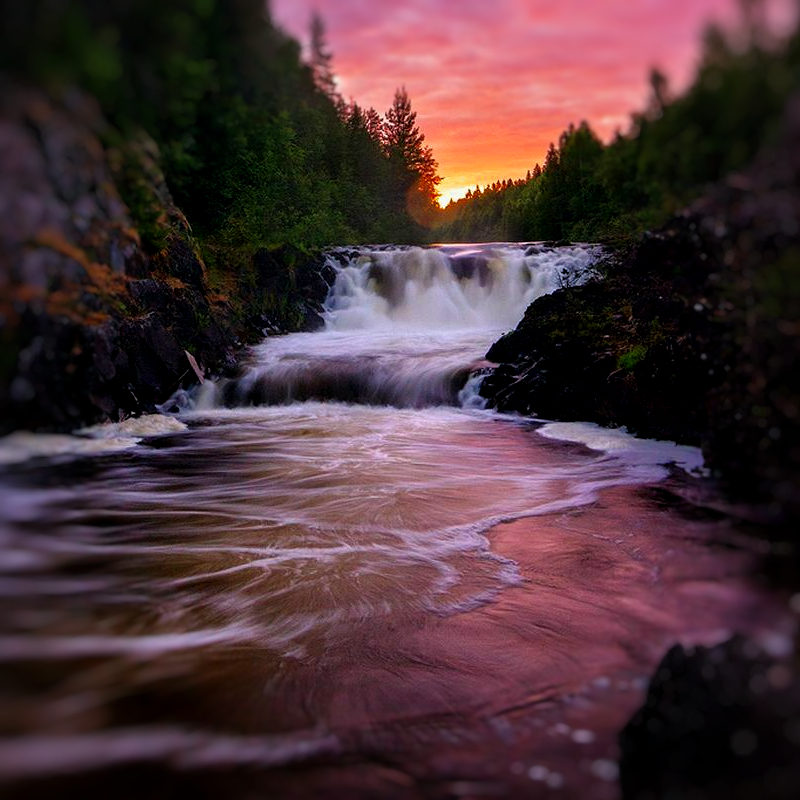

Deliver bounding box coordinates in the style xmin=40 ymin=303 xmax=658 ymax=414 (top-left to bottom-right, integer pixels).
xmin=272 ymin=0 xmax=798 ymax=205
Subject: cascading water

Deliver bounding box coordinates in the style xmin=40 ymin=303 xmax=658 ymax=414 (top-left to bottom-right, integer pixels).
xmin=322 ymin=243 xmax=598 ymax=331
xmin=191 ymin=243 xmax=601 ymax=410
xmin=0 ymin=242 xmax=786 ymax=799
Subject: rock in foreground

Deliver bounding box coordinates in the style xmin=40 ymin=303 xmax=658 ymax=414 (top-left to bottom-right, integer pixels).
xmin=619 ymin=637 xmax=800 ymax=800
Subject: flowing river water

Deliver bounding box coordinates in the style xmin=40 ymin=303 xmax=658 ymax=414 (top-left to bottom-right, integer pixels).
xmin=0 ymin=244 xmax=791 ymax=799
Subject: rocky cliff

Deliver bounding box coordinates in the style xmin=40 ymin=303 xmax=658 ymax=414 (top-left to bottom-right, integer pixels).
xmin=481 ymin=95 xmax=800 ymax=528
xmin=0 ymin=79 xmax=329 ymax=435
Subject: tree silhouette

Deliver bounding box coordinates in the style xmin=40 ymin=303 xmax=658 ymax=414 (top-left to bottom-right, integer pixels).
xmin=309 ymin=13 xmax=337 ymax=101
xmin=384 ymin=86 xmax=441 ymax=225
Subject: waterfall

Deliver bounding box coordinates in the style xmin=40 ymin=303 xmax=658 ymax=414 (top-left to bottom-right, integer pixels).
xmin=323 ymin=243 xmax=600 ymax=331
xmin=189 ymin=243 xmax=602 ymax=411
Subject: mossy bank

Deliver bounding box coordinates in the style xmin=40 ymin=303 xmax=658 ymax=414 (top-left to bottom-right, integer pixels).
xmin=0 ymin=81 xmax=329 ymax=435
xmin=480 ymin=95 xmax=800 ymax=529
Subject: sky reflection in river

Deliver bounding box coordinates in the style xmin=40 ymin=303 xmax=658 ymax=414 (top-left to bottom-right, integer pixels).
xmin=0 ymin=244 xmax=789 ymax=797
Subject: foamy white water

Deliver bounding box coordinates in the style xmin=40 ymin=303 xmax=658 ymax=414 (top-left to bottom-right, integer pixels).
xmin=323 ymin=243 xmax=600 ymax=331
xmin=0 ymin=402 xmax=677 ymax=665
xmin=0 ymin=416 xmax=187 ymax=465
xmin=194 ymin=243 xmax=600 ymax=410
xmin=537 ymin=421 xmax=708 ymax=477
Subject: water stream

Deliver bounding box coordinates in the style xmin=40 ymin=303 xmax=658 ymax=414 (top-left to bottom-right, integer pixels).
xmin=0 ymin=244 xmax=788 ymax=799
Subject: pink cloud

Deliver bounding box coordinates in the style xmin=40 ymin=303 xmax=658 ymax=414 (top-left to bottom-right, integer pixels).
xmin=271 ymin=0 xmax=797 ymax=200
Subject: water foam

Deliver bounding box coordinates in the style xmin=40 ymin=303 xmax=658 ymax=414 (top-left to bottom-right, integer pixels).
xmin=0 ymin=726 xmax=341 ymax=780
xmin=0 ymin=415 xmax=188 ymax=466
xmin=537 ymin=421 xmax=708 ymax=477
xmin=0 ymin=402 xmax=674 ymax=671
xmin=323 ymin=243 xmax=601 ymax=332
xmin=77 ymin=415 xmax=188 ymax=440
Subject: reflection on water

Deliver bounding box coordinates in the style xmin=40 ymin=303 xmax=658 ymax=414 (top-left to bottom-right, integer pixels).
xmin=0 ymin=245 xmax=789 ymax=798
xmin=0 ymin=404 xmax=652 ymax=669
xmin=0 ymin=403 xmax=783 ymax=797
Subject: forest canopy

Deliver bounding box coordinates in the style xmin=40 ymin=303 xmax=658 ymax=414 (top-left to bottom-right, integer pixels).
xmin=436 ymin=5 xmax=800 ymax=244
xmin=4 ymin=1 xmax=798 ymax=250
xmin=0 ymin=0 xmax=442 ymax=251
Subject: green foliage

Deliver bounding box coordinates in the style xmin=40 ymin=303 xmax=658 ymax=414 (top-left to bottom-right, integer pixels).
xmin=0 ymin=0 xmax=440 ymax=256
xmin=617 ymin=345 xmax=649 ymax=371
xmin=108 ymin=135 xmax=172 ymax=254
xmin=436 ymin=9 xmax=800 ymax=244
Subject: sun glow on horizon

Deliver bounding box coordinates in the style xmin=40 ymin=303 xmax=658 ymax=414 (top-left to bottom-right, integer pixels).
xmin=274 ymin=0 xmax=798 ymax=195
xmin=437 ymin=185 xmax=474 ymax=207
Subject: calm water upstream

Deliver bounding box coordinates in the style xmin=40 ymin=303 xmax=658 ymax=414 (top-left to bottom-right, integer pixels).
xmin=0 ymin=244 xmax=790 ymax=799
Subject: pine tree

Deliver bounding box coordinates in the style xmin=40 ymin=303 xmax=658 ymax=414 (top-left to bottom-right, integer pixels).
xmin=364 ymin=107 xmax=384 ymax=143
xmin=383 ymin=86 xmax=441 ymax=224
xmin=384 ymin=88 xmax=423 ymax=164
xmin=647 ymin=68 xmax=670 ymax=119
xmin=309 ymin=12 xmax=340 ymax=107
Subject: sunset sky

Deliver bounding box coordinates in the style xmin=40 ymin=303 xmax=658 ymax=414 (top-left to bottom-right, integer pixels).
xmin=271 ymin=0 xmax=796 ymax=205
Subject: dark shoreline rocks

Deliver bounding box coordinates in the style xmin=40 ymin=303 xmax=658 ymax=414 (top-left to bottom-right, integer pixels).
xmin=480 ymin=268 xmax=713 ymax=446
xmin=620 ymin=636 xmax=800 ymax=800
xmin=0 ymin=80 xmax=330 ymax=435
xmin=480 ymin=96 xmax=800 ymax=531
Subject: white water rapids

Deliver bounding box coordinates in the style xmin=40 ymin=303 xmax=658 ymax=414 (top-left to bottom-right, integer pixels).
xmin=187 ymin=243 xmax=600 ymax=410
xmin=0 ymin=244 xmax=787 ymax=799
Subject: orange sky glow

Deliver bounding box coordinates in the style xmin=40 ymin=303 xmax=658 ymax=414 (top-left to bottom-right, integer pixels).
xmin=271 ymin=0 xmax=797 ymax=205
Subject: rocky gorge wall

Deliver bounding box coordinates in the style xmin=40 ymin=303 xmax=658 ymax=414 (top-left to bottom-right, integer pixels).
xmin=480 ymin=95 xmax=800 ymax=530
xmin=0 ymin=79 xmax=328 ymax=435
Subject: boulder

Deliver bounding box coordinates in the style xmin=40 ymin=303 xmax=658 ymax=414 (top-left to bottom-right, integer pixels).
xmin=620 ymin=637 xmax=800 ymax=800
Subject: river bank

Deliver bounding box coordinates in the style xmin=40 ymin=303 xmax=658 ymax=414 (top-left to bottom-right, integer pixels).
xmin=479 ymin=95 xmax=800 ymax=535
xmin=0 ymin=79 xmax=330 ymax=436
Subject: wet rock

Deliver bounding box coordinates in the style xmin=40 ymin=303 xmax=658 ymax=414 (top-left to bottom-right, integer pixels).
xmin=481 ymin=275 xmax=710 ymax=443
xmin=253 ymin=244 xmax=333 ymax=331
xmin=481 ymin=93 xmax=800 ymax=528
xmin=449 ymin=254 xmax=492 ymax=285
xmin=619 ymin=637 xmax=800 ymax=800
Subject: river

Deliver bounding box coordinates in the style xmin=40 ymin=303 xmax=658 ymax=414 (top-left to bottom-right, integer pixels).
xmin=0 ymin=244 xmax=789 ymax=799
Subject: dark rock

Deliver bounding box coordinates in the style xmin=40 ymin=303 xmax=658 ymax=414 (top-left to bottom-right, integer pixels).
xmin=448 ymin=254 xmax=492 ymax=285
xmin=164 ymin=233 xmax=206 ymax=291
xmin=480 ymin=93 xmax=800 ymax=527
xmin=481 ymin=275 xmax=711 ymax=443
xmin=128 ymin=278 xmax=172 ymax=311
xmin=253 ymin=245 xmax=333 ymax=332
xmin=620 ymin=637 xmax=800 ymax=800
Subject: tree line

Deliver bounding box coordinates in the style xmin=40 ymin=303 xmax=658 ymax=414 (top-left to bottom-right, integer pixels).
xmin=436 ymin=4 xmax=800 ymax=244
xmin=0 ymin=0 xmax=441 ymax=254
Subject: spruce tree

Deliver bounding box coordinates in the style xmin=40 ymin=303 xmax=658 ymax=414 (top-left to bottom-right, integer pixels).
xmin=310 ymin=12 xmax=341 ymax=108
xmin=383 ymin=86 xmax=441 ymax=226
